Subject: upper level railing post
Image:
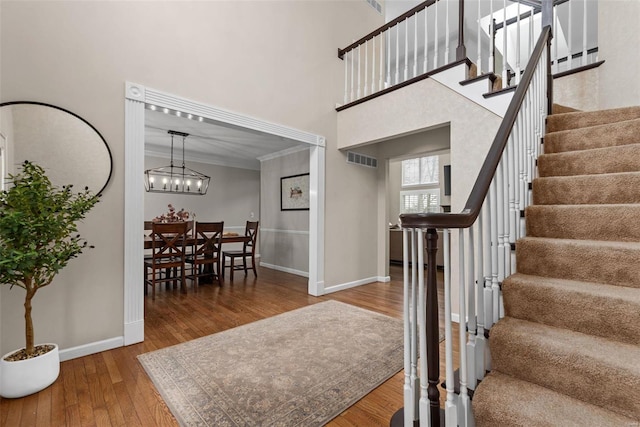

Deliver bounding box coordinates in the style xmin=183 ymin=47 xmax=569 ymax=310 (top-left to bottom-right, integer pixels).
xmin=541 ymin=0 xmax=553 ymax=114
xmin=456 ymin=0 xmax=466 ymax=60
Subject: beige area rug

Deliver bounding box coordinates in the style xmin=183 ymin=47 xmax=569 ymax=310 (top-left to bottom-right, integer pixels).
xmin=138 ymin=300 xmax=404 ymax=426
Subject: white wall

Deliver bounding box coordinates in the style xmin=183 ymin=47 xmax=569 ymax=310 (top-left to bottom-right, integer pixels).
xmin=597 ymin=0 xmax=640 ymax=109
xmin=259 ymin=148 xmax=310 ymax=276
xmin=0 ymin=1 xmax=383 ymax=355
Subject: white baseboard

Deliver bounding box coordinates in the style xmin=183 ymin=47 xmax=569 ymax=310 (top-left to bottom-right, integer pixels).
xmin=378 ymin=275 xmax=391 ymax=283
xmin=59 ymin=336 xmax=124 ymax=362
xmin=451 ymin=313 xmax=460 ymax=324
xmin=259 ymin=262 xmax=309 ymax=278
xmin=124 ymin=320 xmax=144 ymax=345
xmin=323 ymin=276 xmax=383 ymax=294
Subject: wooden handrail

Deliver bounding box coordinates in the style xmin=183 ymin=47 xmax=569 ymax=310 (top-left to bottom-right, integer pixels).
xmin=400 ymin=25 xmax=551 ymax=230
xmin=338 ymin=0 xmax=437 ymax=59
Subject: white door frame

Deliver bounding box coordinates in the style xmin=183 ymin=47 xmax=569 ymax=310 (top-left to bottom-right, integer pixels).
xmin=123 ymin=82 xmax=325 ymax=345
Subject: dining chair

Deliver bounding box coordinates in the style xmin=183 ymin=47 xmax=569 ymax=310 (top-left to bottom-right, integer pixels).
xmin=222 ymin=221 xmax=259 ymax=281
xmin=144 ymin=221 xmax=189 ymax=299
xmin=185 ymin=221 xmax=224 ymax=289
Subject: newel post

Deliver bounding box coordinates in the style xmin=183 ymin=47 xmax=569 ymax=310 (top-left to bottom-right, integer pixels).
xmin=542 ymin=0 xmax=554 ymax=114
xmin=456 ymin=0 xmax=466 ymax=60
xmin=426 ymin=228 xmax=440 ymax=426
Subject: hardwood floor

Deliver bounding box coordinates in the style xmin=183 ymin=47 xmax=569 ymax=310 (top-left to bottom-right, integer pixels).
xmin=0 ymin=265 xmax=459 ymax=427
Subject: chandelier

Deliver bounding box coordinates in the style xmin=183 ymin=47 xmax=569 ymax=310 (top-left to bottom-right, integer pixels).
xmin=144 ymin=130 xmax=210 ymax=195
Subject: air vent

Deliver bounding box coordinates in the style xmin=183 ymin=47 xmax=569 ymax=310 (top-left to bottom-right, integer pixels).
xmin=365 ymin=0 xmax=382 ymax=14
xmin=347 ymin=151 xmax=378 ymax=168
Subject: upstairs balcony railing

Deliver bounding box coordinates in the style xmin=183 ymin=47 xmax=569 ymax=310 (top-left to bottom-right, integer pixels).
xmin=337 ymin=0 xmax=598 ymax=110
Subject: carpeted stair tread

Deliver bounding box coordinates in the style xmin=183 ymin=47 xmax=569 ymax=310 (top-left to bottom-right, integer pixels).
xmin=532 ymin=172 xmax=640 ymax=205
xmin=545 ymin=118 xmax=640 ymax=154
xmin=472 ymin=371 xmax=637 ymax=427
xmin=489 ymin=317 xmax=640 ymax=420
xmin=546 ymin=105 xmax=640 ymax=132
xmin=516 ymin=237 xmax=640 ymax=288
xmin=538 ymin=143 xmax=640 ymax=177
xmin=526 ymin=204 xmax=640 ymax=242
xmin=503 ymin=273 xmax=640 ymax=345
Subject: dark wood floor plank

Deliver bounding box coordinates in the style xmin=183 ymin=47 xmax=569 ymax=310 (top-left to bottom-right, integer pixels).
xmin=0 ymin=265 xmax=458 ymax=427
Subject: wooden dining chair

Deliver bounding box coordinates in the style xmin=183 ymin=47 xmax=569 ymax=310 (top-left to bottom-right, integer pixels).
xmin=144 ymin=222 xmax=189 ymax=299
xmin=222 ymin=221 xmax=259 ymax=281
xmin=185 ymin=221 xmax=224 ymax=289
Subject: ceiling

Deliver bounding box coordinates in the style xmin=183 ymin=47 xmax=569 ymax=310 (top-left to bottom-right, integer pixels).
xmin=144 ymin=108 xmax=307 ymax=171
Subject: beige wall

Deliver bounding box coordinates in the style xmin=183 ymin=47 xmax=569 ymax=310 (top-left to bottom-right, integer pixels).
xmin=554 ymin=67 xmax=600 ymax=112
xmin=598 ymin=0 xmax=640 ymax=109
xmin=259 ymin=148 xmax=310 ymax=274
xmin=0 ymin=1 xmax=382 ymax=355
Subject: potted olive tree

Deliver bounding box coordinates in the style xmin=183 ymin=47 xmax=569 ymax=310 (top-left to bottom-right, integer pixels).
xmin=0 ymin=161 xmax=98 ymax=398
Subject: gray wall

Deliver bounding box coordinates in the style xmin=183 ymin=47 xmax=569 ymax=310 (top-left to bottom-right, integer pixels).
xmin=0 ymin=1 xmax=383 ymax=355
xmin=259 ymin=148 xmax=310 ymax=275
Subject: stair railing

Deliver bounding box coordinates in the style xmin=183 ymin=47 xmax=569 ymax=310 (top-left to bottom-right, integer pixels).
xmin=338 ymin=0 xmax=465 ymax=109
xmin=395 ymin=22 xmax=552 ymax=427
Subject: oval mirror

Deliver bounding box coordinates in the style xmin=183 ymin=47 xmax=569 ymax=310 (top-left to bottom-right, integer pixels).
xmin=0 ymin=102 xmax=112 ymax=195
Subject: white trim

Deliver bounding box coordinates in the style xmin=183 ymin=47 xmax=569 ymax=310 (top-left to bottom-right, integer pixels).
xmin=257 ymin=145 xmax=310 ymax=162
xmin=323 ymin=276 xmax=385 ymax=294
xmin=260 ymin=228 xmax=310 ymax=235
xmin=378 ymin=275 xmax=391 ymax=283
xmin=260 ymin=262 xmax=309 ymax=278
xmin=59 ymin=336 xmax=124 ymax=362
xmin=124 ymin=82 xmax=326 ymax=345
xmin=451 ymin=313 xmax=460 ymax=324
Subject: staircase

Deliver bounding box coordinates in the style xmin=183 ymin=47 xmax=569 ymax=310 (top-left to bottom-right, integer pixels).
xmin=472 ymin=106 xmax=640 ymax=425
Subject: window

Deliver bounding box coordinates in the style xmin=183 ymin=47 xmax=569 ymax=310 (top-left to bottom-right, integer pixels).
xmin=400 ymin=155 xmax=440 ymax=214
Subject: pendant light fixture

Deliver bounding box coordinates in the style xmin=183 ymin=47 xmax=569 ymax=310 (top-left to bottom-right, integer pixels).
xmin=144 ymin=130 xmax=210 ymax=195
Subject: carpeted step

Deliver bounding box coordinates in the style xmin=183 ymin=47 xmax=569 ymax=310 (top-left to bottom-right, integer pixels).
xmin=532 ymin=172 xmax=640 ymax=205
xmin=546 ymin=105 xmax=640 ymax=133
xmin=545 ymin=118 xmax=640 ymax=154
xmin=489 ymin=317 xmax=640 ymax=420
xmin=516 ymin=237 xmax=640 ymax=288
xmin=538 ymin=143 xmax=640 ymax=177
xmin=503 ymin=273 xmax=640 ymax=346
xmin=526 ymin=204 xmax=640 ymax=242
xmin=472 ymin=371 xmax=637 ymax=427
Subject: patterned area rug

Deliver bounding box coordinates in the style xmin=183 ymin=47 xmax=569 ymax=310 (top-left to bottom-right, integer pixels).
xmin=138 ymin=300 xmax=403 ymax=426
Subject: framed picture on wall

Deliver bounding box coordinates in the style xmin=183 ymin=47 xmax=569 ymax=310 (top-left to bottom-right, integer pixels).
xmin=281 ymin=173 xmax=310 ymax=211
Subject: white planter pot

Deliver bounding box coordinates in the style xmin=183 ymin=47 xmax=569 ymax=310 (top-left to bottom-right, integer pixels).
xmin=0 ymin=343 xmax=60 ymax=398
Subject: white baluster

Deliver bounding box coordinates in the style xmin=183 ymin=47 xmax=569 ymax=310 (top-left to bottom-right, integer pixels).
xmin=582 ymin=0 xmax=588 ymax=66
xmin=490 ymin=178 xmax=500 ymax=325
xmin=489 ymin=0 xmax=495 ymax=74
xmin=417 ymin=229 xmax=430 ymax=425
xmin=568 ymin=0 xmax=573 ymax=70
xmin=475 ymin=212 xmax=487 ymax=380
xmin=458 ymin=229 xmax=473 ymax=427
xmin=443 ymin=229 xmax=458 ymax=427
xmin=445 ymin=0 xmax=450 ymax=64
xmin=502 ymin=153 xmax=511 ymax=278
xmin=357 ymin=44 xmax=362 ymax=99
xmin=433 ymin=0 xmax=439 ymax=68
xmin=379 ymin=33 xmax=385 ymax=91
xmin=502 ymin=0 xmax=508 ymax=85
xmin=396 ymin=25 xmax=400 ymax=84
xmin=350 ymin=48 xmax=355 ymax=102
xmin=553 ymin=6 xmax=559 ymax=73
xmin=477 ymin=0 xmax=481 ymax=73
xmin=496 ymin=158 xmax=506 ymax=285
xmin=413 ymin=12 xmax=418 ymax=78
xmin=402 ymin=228 xmax=415 ymax=426
xmin=343 ymin=50 xmax=349 ymax=105
xmin=387 ymin=31 xmax=391 ymax=88
xmin=466 ymin=227 xmax=477 ymax=391
xmin=515 ymin=1 xmax=521 ymax=84
xmin=372 ymin=36 xmax=376 ymax=95
xmin=404 ymin=18 xmax=409 ymax=82
xmin=424 ymin=7 xmax=429 ymax=73
xmin=364 ymin=40 xmax=369 ymax=97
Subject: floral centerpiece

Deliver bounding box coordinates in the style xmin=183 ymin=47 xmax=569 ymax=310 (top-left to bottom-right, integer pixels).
xmin=153 ymin=203 xmax=190 ymax=223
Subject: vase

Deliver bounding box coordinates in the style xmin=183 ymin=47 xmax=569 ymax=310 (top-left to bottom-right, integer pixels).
xmin=0 ymin=343 xmax=60 ymax=398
